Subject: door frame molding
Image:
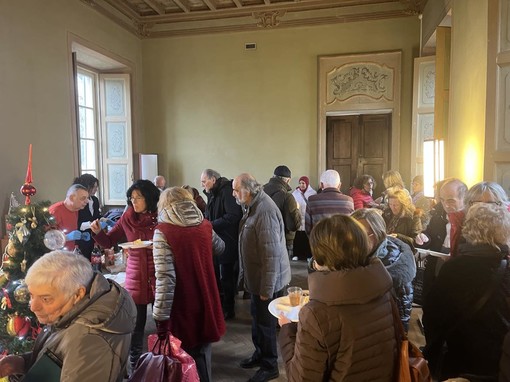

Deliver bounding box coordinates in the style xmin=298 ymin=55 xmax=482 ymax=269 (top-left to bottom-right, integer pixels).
xmin=317 ymin=50 xmax=402 ymax=177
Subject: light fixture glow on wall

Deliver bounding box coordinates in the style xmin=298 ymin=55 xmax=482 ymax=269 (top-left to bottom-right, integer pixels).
xmin=423 ymin=139 xmax=444 ymax=197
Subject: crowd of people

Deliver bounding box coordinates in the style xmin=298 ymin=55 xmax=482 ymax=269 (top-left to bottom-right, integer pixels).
xmin=1 ymin=167 xmax=510 ymax=382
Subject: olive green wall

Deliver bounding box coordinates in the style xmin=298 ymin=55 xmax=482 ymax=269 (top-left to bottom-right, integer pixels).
xmin=0 ymin=0 xmax=142 ymax=233
xmin=1 ymin=0 xmax=420 ymax=235
xmin=142 ymin=17 xmax=420 ymax=191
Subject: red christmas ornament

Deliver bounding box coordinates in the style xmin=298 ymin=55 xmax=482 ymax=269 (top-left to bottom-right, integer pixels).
xmin=6 ymin=314 xmax=31 ymax=337
xmin=20 ymin=144 xmax=36 ymax=205
xmin=20 ymin=183 xmax=36 ymax=197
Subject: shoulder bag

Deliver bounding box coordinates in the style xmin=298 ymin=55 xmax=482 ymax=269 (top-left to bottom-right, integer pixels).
xmin=391 ymin=297 xmax=432 ymax=382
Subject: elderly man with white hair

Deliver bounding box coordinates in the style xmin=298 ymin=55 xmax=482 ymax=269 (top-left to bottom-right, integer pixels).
xmin=0 ymin=250 xmax=136 ymax=381
xmin=304 ymin=169 xmax=354 ymax=235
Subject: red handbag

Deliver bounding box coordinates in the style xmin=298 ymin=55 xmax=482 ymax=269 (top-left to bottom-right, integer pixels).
xmin=148 ymin=333 xmax=200 ymax=382
xmin=128 ymin=351 xmax=181 ymax=382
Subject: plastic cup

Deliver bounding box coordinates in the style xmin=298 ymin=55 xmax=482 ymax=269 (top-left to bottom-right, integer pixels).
xmin=287 ymin=286 xmax=303 ymax=307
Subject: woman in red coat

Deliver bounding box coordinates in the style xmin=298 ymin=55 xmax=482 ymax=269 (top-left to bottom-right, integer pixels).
xmin=91 ymin=179 xmax=160 ymax=370
xmin=349 ymin=174 xmax=379 ymax=210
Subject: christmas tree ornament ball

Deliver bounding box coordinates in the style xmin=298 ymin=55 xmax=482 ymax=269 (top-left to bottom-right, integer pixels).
xmin=20 ymin=183 xmax=36 ymax=197
xmin=44 ymin=229 xmax=66 ymax=250
xmin=13 ymin=282 xmax=29 ymax=303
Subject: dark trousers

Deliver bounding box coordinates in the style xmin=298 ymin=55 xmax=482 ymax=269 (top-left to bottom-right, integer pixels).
xmin=250 ymin=290 xmax=284 ymax=370
xmin=130 ymin=304 xmax=148 ymax=367
xmin=185 ymin=343 xmax=212 ymax=382
xmin=293 ymin=231 xmax=312 ymax=260
xmin=220 ymin=262 xmax=238 ymax=314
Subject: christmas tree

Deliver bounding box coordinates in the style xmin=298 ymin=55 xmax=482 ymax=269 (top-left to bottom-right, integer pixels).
xmin=0 ymin=145 xmax=61 ymax=354
xmin=1 ymin=197 xmax=54 ymax=354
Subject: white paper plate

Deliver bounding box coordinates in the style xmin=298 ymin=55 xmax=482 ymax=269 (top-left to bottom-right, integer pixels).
xmin=118 ymin=240 xmax=152 ymax=249
xmin=268 ymin=296 xmax=302 ymax=322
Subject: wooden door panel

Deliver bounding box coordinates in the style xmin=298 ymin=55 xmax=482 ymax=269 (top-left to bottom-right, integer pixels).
xmin=327 ymin=116 xmax=358 ymax=194
xmin=327 ymin=114 xmax=390 ymax=197
xmin=360 ymin=114 xmax=390 ymax=197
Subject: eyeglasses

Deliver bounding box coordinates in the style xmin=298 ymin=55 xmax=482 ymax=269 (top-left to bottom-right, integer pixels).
xmin=469 ymin=200 xmax=502 ymax=206
xmin=130 ymin=196 xmax=145 ymax=202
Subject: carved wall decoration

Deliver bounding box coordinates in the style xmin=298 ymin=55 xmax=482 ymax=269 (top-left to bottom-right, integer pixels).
xmin=133 ymin=20 xmax=154 ymax=38
xmin=327 ymin=63 xmax=394 ymax=104
xmin=318 ymin=51 xmax=401 ymax=173
xmin=420 ymin=63 xmax=435 ymax=106
xmin=420 ymin=113 xmax=434 ymax=140
xmin=253 ymin=11 xmax=285 ymax=28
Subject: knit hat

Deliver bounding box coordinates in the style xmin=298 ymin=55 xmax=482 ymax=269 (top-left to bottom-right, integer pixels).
xmin=274 ymin=165 xmax=291 ymax=178
xmin=299 ymin=176 xmax=310 ymax=188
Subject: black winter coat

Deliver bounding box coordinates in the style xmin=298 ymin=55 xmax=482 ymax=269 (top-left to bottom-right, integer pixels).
xmin=77 ymin=195 xmax=101 ymax=260
xmin=203 ymin=177 xmax=242 ymax=264
xmin=417 ymin=203 xmax=448 ymax=252
xmin=423 ymin=244 xmax=510 ymax=380
xmin=263 ymin=177 xmax=301 ymax=244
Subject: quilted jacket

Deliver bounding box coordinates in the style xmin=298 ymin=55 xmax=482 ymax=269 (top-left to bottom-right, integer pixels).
xmin=278 ymin=258 xmax=396 ymax=382
xmin=238 ymin=190 xmax=291 ymax=297
xmin=373 ymin=236 xmax=416 ymax=331
xmin=152 ymin=200 xmax=225 ymax=349
xmin=93 ymin=206 xmax=158 ymax=304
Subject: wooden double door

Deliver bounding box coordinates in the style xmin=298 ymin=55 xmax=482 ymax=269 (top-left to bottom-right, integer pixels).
xmin=326 ymin=114 xmax=391 ymax=198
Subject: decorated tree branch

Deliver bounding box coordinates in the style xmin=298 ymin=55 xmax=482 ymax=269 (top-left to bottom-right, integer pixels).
xmin=0 ymin=145 xmax=64 ymax=355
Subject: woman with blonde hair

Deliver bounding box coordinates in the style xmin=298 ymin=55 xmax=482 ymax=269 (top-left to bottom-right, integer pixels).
xmin=278 ymin=214 xmax=396 ymax=381
xmin=382 ymin=169 xmax=406 ymax=190
xmin=376 ymin=170 xmax=409 ymax=206
xmin=152 ymin=187 xmax=226 ymax=382
xmin=382 ymin=188 xmax=422 ymax=247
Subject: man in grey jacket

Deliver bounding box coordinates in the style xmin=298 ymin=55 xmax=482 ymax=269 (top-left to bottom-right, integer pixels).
xmin=0 ymin=250 xmax=136 ymax=382
xmin=233 ymin=173 xmax=291 ymax=382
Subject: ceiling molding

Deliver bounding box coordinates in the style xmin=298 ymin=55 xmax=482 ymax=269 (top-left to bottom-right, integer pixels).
xmin=79 ymin=0 xmax=426 ymax=38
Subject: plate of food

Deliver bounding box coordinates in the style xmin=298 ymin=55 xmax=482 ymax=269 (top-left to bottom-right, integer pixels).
xmin=268 ymin=291 xmax=309 ymax=322
xmin=118 ymin=240 xmax=152 ymax=249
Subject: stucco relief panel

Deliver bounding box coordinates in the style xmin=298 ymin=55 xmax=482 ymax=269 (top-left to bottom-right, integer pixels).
xmin=326 ymin=63 xmax=394 ymax=104
xmin=419 ymin=114 xmax=434 ymax=140
xmin=106 ymin=122 xmax=127 ymax=159
xmin=415 ymin=113 xmax=434 ymax=160
xmin=108 ymin=164 xmax=128 ymax=201
xmin=105 ymin=79 xmax=125 ymax=117
xmin=419 ymin=62 xmax=435 ymax=107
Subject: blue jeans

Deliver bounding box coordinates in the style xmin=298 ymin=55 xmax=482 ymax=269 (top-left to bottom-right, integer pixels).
xmin=250 ymin=289 xmax=284 ymax=370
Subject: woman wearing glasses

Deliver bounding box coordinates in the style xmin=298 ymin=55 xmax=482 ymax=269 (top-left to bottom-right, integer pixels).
xmin=464 ymin=181 xmax=509 ymax=210
xmin=91 ymin=179 xmax=160 ymax=372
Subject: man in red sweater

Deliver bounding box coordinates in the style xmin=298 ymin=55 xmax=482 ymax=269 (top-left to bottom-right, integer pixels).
xmin=49 ymin=184 xmax=90 ymax=251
